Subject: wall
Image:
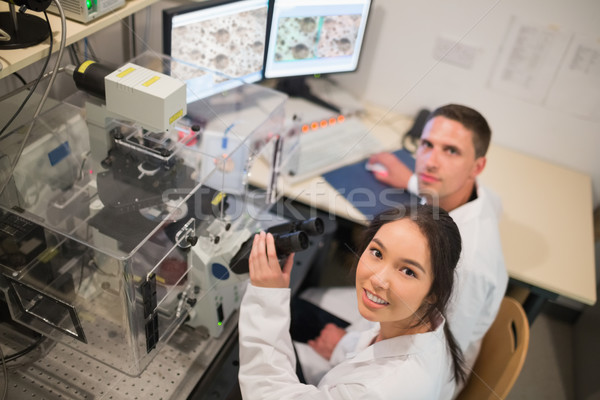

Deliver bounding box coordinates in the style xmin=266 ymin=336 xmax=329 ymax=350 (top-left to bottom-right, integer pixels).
xmin=333 ymin=0 xmax=600 ymax=207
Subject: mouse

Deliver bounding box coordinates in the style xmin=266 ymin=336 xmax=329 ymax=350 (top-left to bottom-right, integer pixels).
xmin=365 ymin=162 xmax=388 ymax=177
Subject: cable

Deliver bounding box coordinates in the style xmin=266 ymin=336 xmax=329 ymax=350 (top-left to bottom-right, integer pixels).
xmin=68 ymin=44 xmax=80 ymax=66
xmin=0 ymin=336 xmax=46 ymax=364
xmin=0 ymin=66 xmax=67 ymax=104
xmin=12 ymin=72 xmax=27 ymax=86
xmin=0 ymin=12 xmax=53 ymax=139
xmin=0 ymin=0 xmax=67 ymax=200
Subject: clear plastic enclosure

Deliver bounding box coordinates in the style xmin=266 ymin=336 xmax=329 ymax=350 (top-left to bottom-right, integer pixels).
xmin=0 ymin=52 xmax=289 ymax=376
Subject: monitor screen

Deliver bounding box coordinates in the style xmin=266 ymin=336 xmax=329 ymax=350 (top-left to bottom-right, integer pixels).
xmin=263 ymin=0 xmax=372 ymax=79
xmin=163 ymin=0 xmax=269 ymax=99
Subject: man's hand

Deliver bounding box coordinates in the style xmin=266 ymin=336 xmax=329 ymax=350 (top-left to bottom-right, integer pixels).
xmin=307 ymin=323 xmax=347 ymax=361
xmin=367 ymin=152 xmax=412 ymax=188
xmin=248 ymin=231 xmax=294 ymax=289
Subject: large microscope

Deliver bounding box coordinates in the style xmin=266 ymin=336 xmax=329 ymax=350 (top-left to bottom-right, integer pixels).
xmin=0 ymin=52 xmax=325 ymax=397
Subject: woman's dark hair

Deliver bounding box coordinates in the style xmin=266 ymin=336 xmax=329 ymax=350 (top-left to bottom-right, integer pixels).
xmin=358 ymin=203 xmax=467 ymax=383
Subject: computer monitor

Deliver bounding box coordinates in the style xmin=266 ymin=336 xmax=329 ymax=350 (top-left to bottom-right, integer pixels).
xmin=162 ymin=0 xmax=269 ymax=100
xmin=263 ymin=0 xmax=372 ymax=111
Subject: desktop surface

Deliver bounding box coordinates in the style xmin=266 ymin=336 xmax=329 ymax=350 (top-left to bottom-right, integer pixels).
xmin=479 ymin=145 xmax=596 ymax=306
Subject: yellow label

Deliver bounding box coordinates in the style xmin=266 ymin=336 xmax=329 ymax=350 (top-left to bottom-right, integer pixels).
xmin=77 ymin=60 xmax=96 ymax=74
xmin=212 ymin=192 xmax=226 ymax=206
xmin=116 ymin=67 xmax=135 ymax=78
xmin=143 ymin=76 xmax=160 ymax=87
xmin=169 ymin=109 xmax=184 ymax=125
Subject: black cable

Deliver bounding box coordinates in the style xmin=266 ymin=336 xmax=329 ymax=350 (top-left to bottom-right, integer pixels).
xmin=12 ymin=72 xmax=27 ymax=86
xmin=0 ymin=335 xmax=46 ymax=364
xmin=0 ymin=11 xmax=53 ymax=139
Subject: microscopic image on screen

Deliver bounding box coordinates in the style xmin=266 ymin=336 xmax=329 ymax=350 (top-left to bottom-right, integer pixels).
xmin=273 ymin=14 xmax=362 ymax=62
xmin=170 ymin=7 xmax=267 ymax=82
xmin=317 ymin=15 xmax=362 ymax=57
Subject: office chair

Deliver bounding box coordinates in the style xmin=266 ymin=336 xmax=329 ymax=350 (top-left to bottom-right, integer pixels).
xmin=456 ymin=296 xmax=530 ymax=400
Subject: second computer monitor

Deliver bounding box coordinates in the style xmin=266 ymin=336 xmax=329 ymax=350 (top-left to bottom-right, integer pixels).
xmin=263 ymin=0 xmax=372 ymax=79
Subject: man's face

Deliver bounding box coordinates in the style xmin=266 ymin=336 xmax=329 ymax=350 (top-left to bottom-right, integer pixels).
xmin=415 ymin=116 xmax=485 ymax=205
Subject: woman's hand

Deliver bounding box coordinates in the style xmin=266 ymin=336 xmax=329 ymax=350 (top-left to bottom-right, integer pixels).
xmin=307 ymin=323 xmax=347 ymax=361
xmin=248 ymin=231 xmax=294 ymax=289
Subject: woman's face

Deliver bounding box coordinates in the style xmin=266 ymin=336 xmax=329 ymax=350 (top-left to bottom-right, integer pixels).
xmin=355 ymin=218 xmax=434 ymax=334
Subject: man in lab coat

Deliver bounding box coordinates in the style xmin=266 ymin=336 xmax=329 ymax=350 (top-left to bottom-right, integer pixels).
xmin=296 ymin=104 xmax=508 ymax=391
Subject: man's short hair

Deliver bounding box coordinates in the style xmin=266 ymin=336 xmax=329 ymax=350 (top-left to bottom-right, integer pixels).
xmin=427 ymin=104 xmax=491 ymax=158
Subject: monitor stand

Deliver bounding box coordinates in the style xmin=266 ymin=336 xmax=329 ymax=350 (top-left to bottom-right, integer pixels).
xmin=275 ymin=77 xmax=341 ymax=114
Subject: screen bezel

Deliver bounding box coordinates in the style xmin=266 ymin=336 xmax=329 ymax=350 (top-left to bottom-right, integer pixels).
xmin=262 ymin=0 xmax=373 ymax=80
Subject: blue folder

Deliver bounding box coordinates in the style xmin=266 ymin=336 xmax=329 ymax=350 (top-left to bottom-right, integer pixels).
xmin=322 ymin=149 xmax=419 ymax=221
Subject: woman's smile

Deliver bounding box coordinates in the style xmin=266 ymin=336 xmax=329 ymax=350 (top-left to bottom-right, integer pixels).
xmin=363 ymin=288 xmax=389 ymax=308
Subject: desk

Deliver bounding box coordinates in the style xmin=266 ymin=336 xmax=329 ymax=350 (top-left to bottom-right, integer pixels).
xmin=479 ymin=144 xmax=597 ymax=318
xmin=250 ymin=102 xmax=597 ymax=320
xmin=0 ymin=0 xmax=159 ymax=79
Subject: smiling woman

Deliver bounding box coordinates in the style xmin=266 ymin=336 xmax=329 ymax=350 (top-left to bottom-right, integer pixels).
xmin=356 ymin=218 xmax=436 ymax=338
xmin=238 ymin=204 xmax=466 ymax=400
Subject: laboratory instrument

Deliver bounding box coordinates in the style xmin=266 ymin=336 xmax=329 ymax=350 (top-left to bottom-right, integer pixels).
xmin=46 ymin=0 xmax=125 ymax=23
xmin=0 ymin=52 xmax=302 ymax=383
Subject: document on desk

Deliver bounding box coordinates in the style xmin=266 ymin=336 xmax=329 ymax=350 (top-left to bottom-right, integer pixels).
xmin=322 ymin=149 xmax=418 ymax=220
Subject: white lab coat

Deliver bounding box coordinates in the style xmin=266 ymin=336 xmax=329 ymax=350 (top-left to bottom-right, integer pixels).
xmin=238 ymin=284 xmax=457 ymax=400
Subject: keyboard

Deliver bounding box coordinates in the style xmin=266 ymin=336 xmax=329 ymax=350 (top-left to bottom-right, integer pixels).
xmin=285 ymin=116 xmax=385 ymax=184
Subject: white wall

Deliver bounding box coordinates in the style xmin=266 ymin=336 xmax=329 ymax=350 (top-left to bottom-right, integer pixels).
xmin=333 ymin=0 xmax=600 ymax=207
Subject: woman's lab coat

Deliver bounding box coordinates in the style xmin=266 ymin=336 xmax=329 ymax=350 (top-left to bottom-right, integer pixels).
xmin=238 ymin=284 xmax=456 ymax=400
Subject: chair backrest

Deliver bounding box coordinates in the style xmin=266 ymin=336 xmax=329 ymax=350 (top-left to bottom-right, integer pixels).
xmin=456 ymin=296 xmax=530 ymax=400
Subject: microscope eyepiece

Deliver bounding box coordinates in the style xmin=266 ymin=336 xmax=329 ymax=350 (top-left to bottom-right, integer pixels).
xmin=273 ymin=231 xmax=309 ymax=255
xmin=296 ymin=217 xmax=324 ymax=236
